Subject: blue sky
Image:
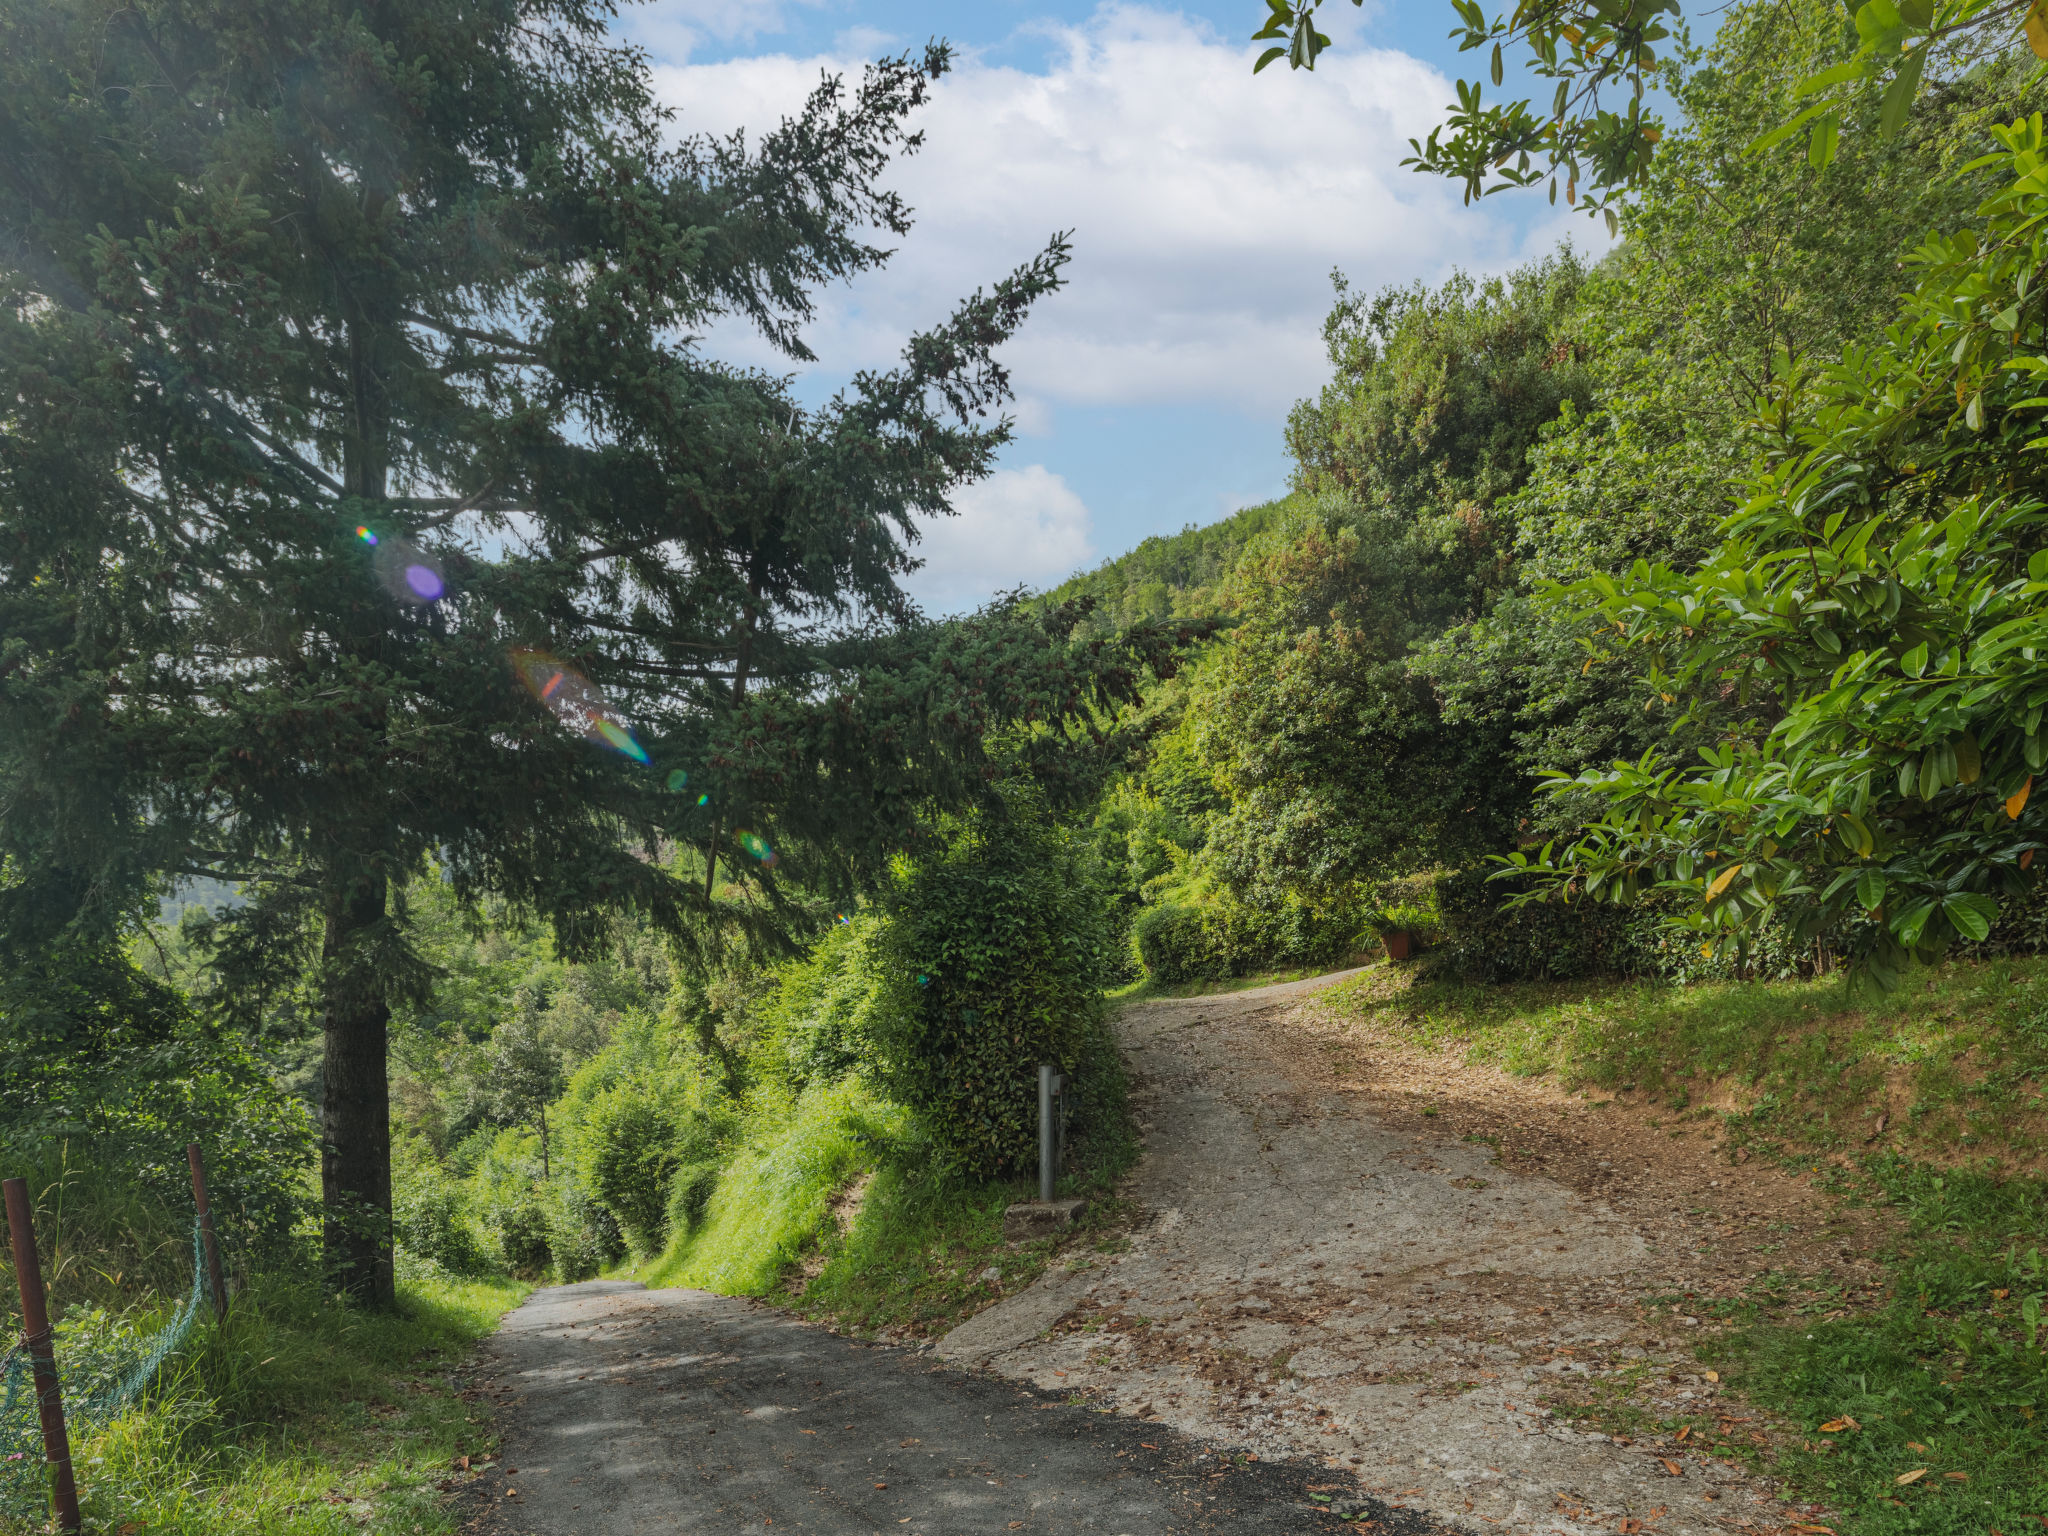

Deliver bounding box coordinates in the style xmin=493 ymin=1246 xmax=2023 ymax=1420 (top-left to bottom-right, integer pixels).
xmin=626 ymin=0 xmax=1599 ymax=609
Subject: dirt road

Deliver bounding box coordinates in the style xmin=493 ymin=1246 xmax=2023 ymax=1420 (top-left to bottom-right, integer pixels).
xmin=939 ymin=971 xmax=1868 ymax=1536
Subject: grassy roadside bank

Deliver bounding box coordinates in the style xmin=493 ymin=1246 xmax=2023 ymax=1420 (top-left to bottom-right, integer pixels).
xmin=624 ymin=1066 xmax=1139 ymax=1342
xmin=2 ymin=1261 xmax=525 ymax=1536
xmin=1327 ymin=960 xmax=2048 ymax=1536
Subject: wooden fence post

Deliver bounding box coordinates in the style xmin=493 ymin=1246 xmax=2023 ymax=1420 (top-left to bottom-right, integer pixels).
xmin=3 ymin=1177 xmax=82 ymax=1534
xmin=185 ymin=1145 xmax=229 ymax=1319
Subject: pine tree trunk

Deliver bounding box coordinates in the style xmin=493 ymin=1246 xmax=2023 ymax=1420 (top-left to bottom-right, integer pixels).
xmin=321 ymin=874 xmax=395 ymax=1307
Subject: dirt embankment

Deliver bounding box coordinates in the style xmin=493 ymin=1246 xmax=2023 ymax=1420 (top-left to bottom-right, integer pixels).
xmin=940 ymin=971 xmax=1886 ymax=1536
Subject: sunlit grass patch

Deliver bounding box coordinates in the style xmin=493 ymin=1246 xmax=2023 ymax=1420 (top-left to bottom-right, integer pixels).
xmin=6 ymin=1270 xmax=525 ymax=1536
xmin=1326 ymin=957 xmax=2048 ymax=1169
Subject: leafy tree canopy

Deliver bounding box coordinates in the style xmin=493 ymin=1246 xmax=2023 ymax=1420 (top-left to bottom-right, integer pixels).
xmin=1249 ymin=0 xmax=2043 ymax=226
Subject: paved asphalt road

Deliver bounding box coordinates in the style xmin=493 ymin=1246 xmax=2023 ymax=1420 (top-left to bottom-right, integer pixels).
xmin=464 ymin=1280 xmax=1445 ymax=1535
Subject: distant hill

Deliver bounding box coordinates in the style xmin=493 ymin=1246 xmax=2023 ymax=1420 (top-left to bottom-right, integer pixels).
xmin=1041 ymin=494 xmax=1300 ymax=635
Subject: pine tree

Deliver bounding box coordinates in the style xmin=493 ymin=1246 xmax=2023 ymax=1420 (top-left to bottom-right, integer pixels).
xmin=0 ymin=0 xmax=1175 ymax=1302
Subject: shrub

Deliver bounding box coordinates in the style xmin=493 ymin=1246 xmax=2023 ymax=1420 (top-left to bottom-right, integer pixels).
xmin=664 ymin=1161 xmax=722 ymax=1235
xmin=0 ymin=947 xmax=315 ymax=1272
xmin=1426 ymin=866 xmax=1635 ymax=982
xmin=392 ymin=1180 xmax=490 ymax=1276
xmin=1430 ymin=867 xmax=1822 ymax=983
xmin=545 ymin=1179 xmax=622 ymax=1281
xmin=493 ymin=1191 xmax=553 ymax=1277
xmin=577 ymin=1086 xmax=685 ymax=1256
xmin=863 ymin=784 xmax=1116 ymax=1179
xmin=1132 ymin=902 xmax=1225 ymax=983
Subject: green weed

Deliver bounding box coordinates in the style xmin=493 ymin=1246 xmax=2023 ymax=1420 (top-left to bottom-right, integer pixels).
xmin=1709 ymin=1158 xmax=2048 ymax=1536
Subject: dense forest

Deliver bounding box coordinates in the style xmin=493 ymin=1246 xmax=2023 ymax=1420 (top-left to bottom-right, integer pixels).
xmin=5 ymin=0 xmax=2048 ymax=1530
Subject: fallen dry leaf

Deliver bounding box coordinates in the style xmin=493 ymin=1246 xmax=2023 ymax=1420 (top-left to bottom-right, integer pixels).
xmin=1789 ymin=1524 xmax=1835 ymax=1534
xmin=1704 ymin=1370 xmax=1720 ymax=1383
xmin=1944 ymin=1472 xmax=1968 ymax=1481
xmin=1141 ymin=1443 xmax=1158 ymax=1449
xmin=1674 ymin=1426 xmax=1691 ymax=1442
xmin=1907 ymin=1441 xmax=1930 ymax=1453
xmin=873 ymin=1483 xmax=887 ymax=1490
xmin=1896 ymin=1469 xmax=1929 ymax=1486
xmin=1819 ymin=1417 xmax=1860 ymax=1433
xmin=1659 ymin=1459 xmax=1683 ymax=1477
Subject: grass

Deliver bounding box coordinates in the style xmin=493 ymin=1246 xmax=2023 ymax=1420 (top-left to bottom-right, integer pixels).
xmin=632 ymin=1061 xmax=1140 ymax=1340
xmin=1325 ymin=955 xmax=2048 ymax=1170
xmin=2 ymin=1156 xmax=526 ymax=1536
xmin=1328 ymin=958 xmax=2048 ymax=1532
xmin=788 ymin=1160 xmax=1132 ymax=1339
xmin=635 ymin=1078 xmax=900 ymax=1295
xmin=43 ymin=1268 xmax=527 ymax=1536
xmin=1703 ymin=1157 xmax=2047 ymax=1536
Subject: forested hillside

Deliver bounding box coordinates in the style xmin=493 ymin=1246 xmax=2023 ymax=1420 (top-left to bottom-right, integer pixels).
xmin=6 ymin=0 xmax=2048 ymax=1531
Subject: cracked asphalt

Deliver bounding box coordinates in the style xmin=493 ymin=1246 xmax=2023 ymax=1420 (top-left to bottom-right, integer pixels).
xmin=463 ymin=1280 xmax=1443 ymax=1534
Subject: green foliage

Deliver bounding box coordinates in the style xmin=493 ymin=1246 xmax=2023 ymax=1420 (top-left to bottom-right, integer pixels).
xmin=1040 ymin=496 xmax=1302 ymax=637
xmin=1132 ymin=903 xmax=1227 ymax=984
xmin=391 ymin=1180 xmax=490 ymax=1279
xmin=1361 ymin=872 xmax=1443 ymax=941
xmin=0 ymin=946 xmax=313 ymax=1270
xmin=1428 ymin=866 xmax=1637 ymax=983
xmin=1526 ymin=115 xmax=2048 ymax=986
xmin=1720 ymin=1158 xmax=2048 ymax=1536
xmin=864 ymin=785 xmax=1116 ymax=1179
xmin=642 ymin=1080 xmax=899 ymax=1295
xmin=1267 ymin=0 xmax=2035 ymax=224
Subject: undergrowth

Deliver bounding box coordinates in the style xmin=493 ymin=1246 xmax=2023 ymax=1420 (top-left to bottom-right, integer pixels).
xmin=2 ymin=1159 xmax=523 ymax=1535
xmin=632 ymin=1047 xmax=1139 ymax=1338
xmin=1328 ymin=956 xmax=2048 ymax=1169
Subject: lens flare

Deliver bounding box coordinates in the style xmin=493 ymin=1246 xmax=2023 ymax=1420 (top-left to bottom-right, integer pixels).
xmin=510 ymin=647 xmax=650 ymax=763
xmin=355 ymin=526 xmax=379 ymax=546
xmin=696 ymin=794 xmax=710 ymax=807
xmin=374 ymin=536 xmax=446 ymax=606
xmin=666 ymin=769 xmax=689 ymax=793
xmin=735 ymin=830 xmax=778 ymax=869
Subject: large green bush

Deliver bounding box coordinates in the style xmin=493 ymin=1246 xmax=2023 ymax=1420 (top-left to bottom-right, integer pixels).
xmin=1131 ymin=902 xmax=1225 ymax=983
xmin=576 ymin=1087 xmax=685 ymax=1255
xmin=863 ymin=786 xmax=1116 ymax=1179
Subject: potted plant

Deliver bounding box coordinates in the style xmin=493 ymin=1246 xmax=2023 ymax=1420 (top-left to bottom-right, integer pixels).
xmin=1360 ymin=876 xmax=1440 ymax=963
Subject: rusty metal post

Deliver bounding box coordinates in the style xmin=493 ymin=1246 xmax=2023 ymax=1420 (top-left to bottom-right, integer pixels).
xmin=186 ymin=1144 xmax=228 ymax=1319
xmin=3 ymin=1177 xmax=82 ymax=1533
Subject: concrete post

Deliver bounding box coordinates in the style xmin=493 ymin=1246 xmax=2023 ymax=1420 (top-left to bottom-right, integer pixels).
xmin=1038 ymin=1064 xmax=1056 ymax=1202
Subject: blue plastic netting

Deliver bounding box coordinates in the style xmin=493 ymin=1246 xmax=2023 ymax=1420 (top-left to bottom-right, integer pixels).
xmin=1 ymin=1217 xmax=210 ymax=1519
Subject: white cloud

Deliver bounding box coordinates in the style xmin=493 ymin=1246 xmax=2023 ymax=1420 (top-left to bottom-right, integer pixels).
xmin=652 ymin=4 xmax=1588 ymax=420
xmin=903 ymin=465 xmax=1094 ymax=614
